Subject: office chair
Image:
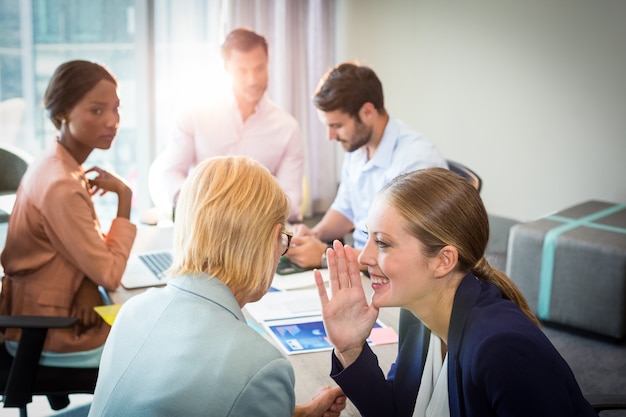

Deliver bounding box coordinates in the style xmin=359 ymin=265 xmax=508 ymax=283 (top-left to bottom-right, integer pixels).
xmin=0 ymin=143 xmax=31 ymax=193
xmin=0 ymin=315 xmax=99 ymax=417
xmin=446 ymin=159 xmax=482 ymax=194
xmin=0 ymin=143 xmax=33 ymax=223
xmin=586 ymin=393 xmax=626 ymax=413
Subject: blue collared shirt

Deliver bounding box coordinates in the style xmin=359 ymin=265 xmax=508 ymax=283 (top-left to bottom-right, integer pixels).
xmin=330 ymin=117 xmax=447 ymax=249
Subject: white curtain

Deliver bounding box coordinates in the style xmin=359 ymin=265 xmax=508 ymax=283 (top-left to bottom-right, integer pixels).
xmin=218 ymin=0 xmax=339 ymax=216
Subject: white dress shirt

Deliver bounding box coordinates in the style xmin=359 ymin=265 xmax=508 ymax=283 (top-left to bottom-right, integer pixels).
xmin=413 ymin=333 xmax=450 ymax=417
xmin=149 ymin=94 xmax=304 ymax=219
xmin=330 ymin=117 xmax=447 ymax=249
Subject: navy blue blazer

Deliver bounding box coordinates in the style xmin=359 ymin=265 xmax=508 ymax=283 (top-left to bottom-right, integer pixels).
xmin=331 ymin=272 xmax=596 ymax=417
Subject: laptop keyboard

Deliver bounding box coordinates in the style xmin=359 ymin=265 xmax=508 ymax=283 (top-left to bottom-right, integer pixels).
xmin=138 ymin=252 xmax=173 ymax=280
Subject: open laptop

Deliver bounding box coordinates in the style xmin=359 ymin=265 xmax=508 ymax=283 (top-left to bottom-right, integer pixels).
xmin=122 ymin=252 xmax=317 ymax=290
xmin=121 ymin=249 xmax=174 ymax=289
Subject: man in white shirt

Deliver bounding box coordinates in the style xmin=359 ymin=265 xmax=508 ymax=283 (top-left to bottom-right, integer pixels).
xmin=286 ymin=62 xmax=447 ymax=269
xmin=148 ymin=28 xmax=304 ymax=221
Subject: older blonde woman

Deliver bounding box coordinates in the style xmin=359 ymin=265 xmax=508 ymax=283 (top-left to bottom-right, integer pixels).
xmin=90 ymin=156 xmax=345 ymax=417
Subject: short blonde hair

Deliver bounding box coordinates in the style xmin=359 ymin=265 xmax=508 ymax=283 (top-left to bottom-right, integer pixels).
xmin=170 ymin=156 xmax=289 ymax=300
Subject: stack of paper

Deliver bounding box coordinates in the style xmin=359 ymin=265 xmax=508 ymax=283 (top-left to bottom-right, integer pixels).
xmin=271 ymin=269 xmax=327 ymax=291
xmin=245 ymin=289 xmax=322 ymax=322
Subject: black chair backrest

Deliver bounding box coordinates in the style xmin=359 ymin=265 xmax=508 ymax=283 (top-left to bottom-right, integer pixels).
xmin=446 ymin=159 xmax=482 ymax=193
xmin=0 ymin=315 xmax=98 ymax=416
xmin=0 ymin=143 xmax=32 ymax=193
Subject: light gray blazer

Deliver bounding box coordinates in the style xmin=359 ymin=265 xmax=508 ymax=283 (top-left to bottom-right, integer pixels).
xmin=89 ymin=274 xmax=296 ymax=417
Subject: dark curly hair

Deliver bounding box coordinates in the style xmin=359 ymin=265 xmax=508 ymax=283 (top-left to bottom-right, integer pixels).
xmin=313 ymin=62 xmax=385 ymax=119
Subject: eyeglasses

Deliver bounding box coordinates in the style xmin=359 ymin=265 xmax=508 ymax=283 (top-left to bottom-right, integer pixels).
xmin=280 ymin=230 xmax=293 ymax=256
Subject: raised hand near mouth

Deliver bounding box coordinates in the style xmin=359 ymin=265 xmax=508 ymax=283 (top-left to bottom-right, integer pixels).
xmin=313 ymin=240 xmax=379 ymax=368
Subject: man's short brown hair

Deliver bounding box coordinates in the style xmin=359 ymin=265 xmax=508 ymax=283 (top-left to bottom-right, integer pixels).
xmin=221 ymin=28 xmax=268 ymax=61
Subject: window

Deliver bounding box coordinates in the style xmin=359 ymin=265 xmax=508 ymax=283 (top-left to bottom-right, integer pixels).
xmin=0 ymin=0 xmax=225 ymax=227
xmin=1 ymin=0 xmax=138 ymax=226
xmin=0 ymin=0 xmax=338 ymax=226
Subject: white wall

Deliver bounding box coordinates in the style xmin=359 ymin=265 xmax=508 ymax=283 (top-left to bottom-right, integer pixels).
xmin=335 ymin=0 xmax=626 ymax=221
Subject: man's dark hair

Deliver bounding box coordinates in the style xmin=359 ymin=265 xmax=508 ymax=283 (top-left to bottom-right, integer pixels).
xmin=221 ymin=28 xmax=268 ymax=61
xmin=313 ymin=62 xmax=385 ymax=119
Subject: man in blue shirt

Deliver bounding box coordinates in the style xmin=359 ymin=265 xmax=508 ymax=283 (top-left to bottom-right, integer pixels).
xmin=287 ymin=62 xmax=447 ymax=269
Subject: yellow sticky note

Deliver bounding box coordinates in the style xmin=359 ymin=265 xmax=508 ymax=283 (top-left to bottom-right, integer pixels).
xmin=94 ymin=304 xmax=122 ymax=326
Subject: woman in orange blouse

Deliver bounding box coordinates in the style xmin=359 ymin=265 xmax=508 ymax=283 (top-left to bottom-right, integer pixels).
xmin=0 ymin=60 xmax=137 ymax=367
